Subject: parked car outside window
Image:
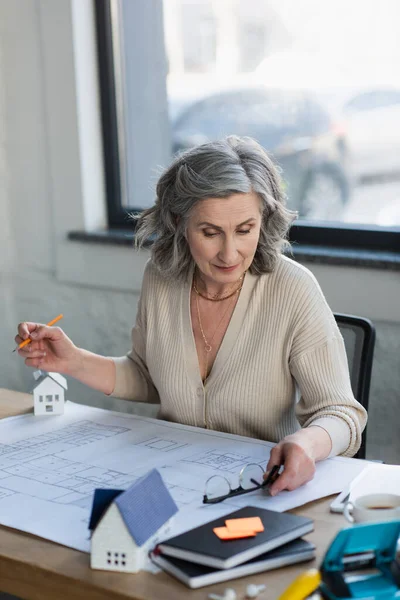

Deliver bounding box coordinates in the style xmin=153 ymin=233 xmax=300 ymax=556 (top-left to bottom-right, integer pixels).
xmin=340 ymin=87 xmax=400 ymax=181
xmin=170 ymin=86 xmax=350 ymax=219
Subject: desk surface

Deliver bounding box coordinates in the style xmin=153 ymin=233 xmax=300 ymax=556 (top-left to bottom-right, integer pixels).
xmin=0 ymin=388 xmax=346 ymax=600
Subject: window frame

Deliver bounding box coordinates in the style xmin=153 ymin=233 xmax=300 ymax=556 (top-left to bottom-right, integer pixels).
xmin=95 ymin=0 xmax=124 ymax=229
xmin=95 ymin=0 xmax=400 ymax=252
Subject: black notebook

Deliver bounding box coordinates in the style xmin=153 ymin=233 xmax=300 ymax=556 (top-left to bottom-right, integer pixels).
xmin=156 ymin=506 xmax=314 ymax=569
xmin=151 ymin=538 xmax=315 ymax=589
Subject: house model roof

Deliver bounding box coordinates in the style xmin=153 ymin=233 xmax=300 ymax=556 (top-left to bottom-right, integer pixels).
xmin=89 ymin=489 xmax=123 ymax=530
xmin=89 ymin=469 xmax=178 ymax=547
xmin=32 ymin=370 xmax=68 ymax=390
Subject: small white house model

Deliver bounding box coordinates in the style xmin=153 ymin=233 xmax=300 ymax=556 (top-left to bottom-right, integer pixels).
xmin=89 ymin=469 xmax=178 ymax=573
xmin=32 ymin=370 xmax=67 ymax=416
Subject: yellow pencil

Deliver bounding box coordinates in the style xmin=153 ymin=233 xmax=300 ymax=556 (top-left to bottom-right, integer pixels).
xmin=278 ymin=569 xmax=321 ymax=600
xmin=13 ymin=314 xmax=64 ymax=353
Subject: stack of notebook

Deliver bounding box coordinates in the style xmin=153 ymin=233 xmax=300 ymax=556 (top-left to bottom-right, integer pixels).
xmin=151 ymin=506 xmax=315 ymax=588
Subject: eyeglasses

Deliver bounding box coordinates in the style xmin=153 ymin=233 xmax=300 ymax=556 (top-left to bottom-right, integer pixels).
xmin=203 ymin=464 xmax=281 ymax=504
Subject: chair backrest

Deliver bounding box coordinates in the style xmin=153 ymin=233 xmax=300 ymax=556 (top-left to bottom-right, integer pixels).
xmin=334 ymin=313 xmax=376 ymax=460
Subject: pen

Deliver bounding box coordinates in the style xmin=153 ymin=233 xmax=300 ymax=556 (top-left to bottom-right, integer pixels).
xmin=13 ymin=314 xmax=64 ymax=353
xmin=261 ymin=464 xmax=281 ymax=489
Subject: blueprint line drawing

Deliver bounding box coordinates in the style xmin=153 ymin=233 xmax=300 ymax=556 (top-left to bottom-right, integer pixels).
xmin=0 ymin=489 xmax=14 ymax=500
xmin=182 ymin=450 xmax=264 ymax=472
xmin=163 ymin=483 xmax=200 ymax=506
xmin=10 ymin=420 xmax=129 ymax=449
xmin=0 ymin=401 xmax=366 ymax=557
xmin=0 ymin=419 xmax=135 ymax=507
xmin=0 ymin=445 xmax=17 ymax=456
xmin=134 ymin=436 xmax=189 ymax=452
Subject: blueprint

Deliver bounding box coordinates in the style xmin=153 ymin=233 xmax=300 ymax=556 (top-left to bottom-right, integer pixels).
xmin=0 ymin=401 xmax=366 ymax=554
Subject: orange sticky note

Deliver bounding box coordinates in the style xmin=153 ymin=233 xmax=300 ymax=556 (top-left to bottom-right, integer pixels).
xmin=213 ymin=526 xmax=257 ymax=540
xmin=225 ymin=517 xmax=264 ymax=533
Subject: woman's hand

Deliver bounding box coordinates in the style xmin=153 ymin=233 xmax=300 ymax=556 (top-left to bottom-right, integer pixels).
xmin=265 ymin=427 xmax=332 ymax=496
xmin=15 ymin=322 xmax=80 ymax=376
xmin=15 ymin=321 xmax=116 ymax=395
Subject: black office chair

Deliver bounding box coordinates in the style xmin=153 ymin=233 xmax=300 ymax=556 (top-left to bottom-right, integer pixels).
xmin=334 ymin=313 xmax=376 ymax=460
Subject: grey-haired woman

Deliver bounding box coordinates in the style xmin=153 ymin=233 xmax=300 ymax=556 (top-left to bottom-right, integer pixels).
xmin=15 ymin=136 xmax=367 ymax=495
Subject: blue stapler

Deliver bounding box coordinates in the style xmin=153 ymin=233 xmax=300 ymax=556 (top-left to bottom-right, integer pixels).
xmin=319 ymin=520 xmax=400 ymax=599
xmin=279 ymin=520 xmax=400 ymax=600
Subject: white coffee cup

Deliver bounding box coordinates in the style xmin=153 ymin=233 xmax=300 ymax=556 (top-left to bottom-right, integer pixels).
xmin=343 ymin=493 xmax=400 ymax=524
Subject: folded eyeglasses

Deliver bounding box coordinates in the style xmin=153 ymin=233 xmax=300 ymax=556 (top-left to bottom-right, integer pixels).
xmin=203 ymin=463 xmax=281 ymax=504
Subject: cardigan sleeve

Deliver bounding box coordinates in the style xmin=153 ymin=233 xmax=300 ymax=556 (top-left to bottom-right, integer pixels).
xmin=290 ymin=335 xmax=367 ymax=457
xmin=288 ymin=271 xmax=367 ymax=458
xmin=109 ymin=264 xmax=160 ymax=403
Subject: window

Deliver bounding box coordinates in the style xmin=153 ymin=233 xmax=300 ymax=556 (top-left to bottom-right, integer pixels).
xmin=46 ymin=395 xmax=53 ymax=403
xmin=106 ymin=550 xmax=126 ymax=567
xmin=95 ymin=0 xmax=400 ymax=252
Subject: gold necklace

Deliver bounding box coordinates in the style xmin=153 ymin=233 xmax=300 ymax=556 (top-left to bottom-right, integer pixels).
xmin=195 ymin=293 xmax=236 ymax=382
xmin=193 ymin=272 xmax=245 ymax=302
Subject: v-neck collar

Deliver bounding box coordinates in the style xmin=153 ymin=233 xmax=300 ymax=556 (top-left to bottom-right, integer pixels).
xmin=181 ymin=266 xmax=258 ymax=390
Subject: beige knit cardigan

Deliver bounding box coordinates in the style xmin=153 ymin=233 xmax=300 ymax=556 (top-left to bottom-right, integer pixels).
xmin=112 ymin=256 xmax=367 ymax=457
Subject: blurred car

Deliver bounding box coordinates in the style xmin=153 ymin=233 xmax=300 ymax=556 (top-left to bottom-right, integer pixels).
xmin=170 ymin=86 xmax=350 ymax=219
xmin=340 ymin=87 xmax=400 ymax=181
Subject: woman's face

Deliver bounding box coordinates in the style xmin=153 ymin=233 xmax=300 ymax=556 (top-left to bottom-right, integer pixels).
xmin=186 ymin=192 xmax=262 ymax=285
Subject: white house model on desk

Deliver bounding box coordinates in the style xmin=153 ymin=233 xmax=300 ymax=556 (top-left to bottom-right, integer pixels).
xmin=89 ymin=468 xmax=178 ymax=573
xmin=32 ymin=370 xmax=67 ymax=416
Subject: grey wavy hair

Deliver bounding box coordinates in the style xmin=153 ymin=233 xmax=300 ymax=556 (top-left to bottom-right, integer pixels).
xmin=134 ymin=136 xmax=296 ymax=281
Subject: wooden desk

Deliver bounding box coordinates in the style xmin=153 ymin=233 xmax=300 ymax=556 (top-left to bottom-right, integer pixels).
xmin=0 ymin=389 xmax=347 ymax=600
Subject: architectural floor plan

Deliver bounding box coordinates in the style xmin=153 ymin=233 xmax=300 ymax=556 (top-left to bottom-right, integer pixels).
xmin=0 ymin=401 xmax=365 ymax=553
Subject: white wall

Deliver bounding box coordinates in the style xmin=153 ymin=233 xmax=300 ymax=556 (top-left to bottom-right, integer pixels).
xmin=0 ymin=0 xmax=399 ymax=463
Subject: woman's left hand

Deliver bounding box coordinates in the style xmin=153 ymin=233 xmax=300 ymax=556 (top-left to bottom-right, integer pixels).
xmin=265 ymin=427 xmax=331 ymax=496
